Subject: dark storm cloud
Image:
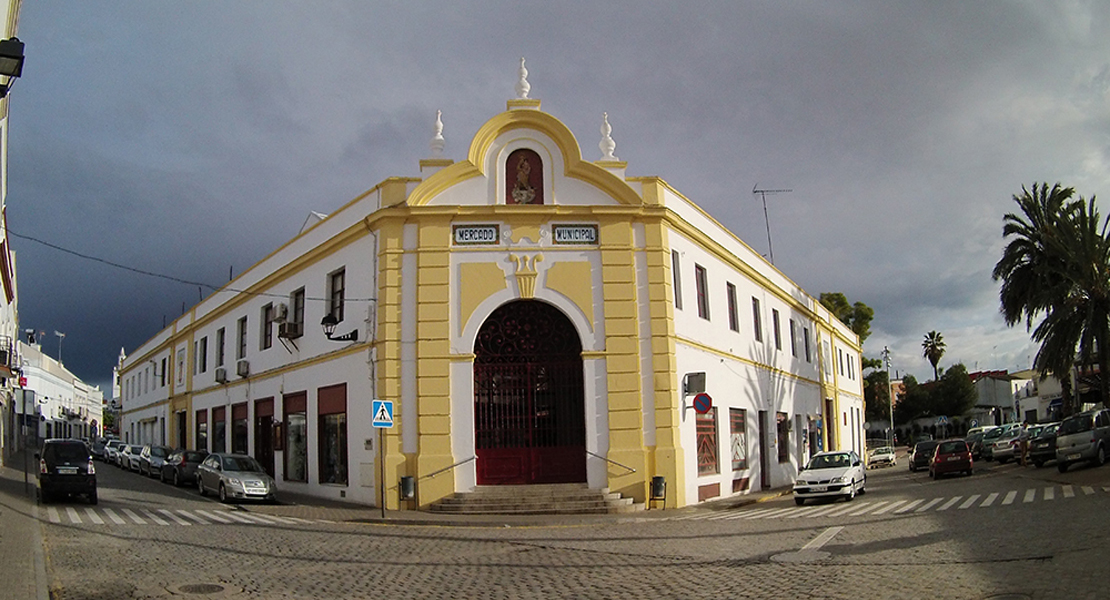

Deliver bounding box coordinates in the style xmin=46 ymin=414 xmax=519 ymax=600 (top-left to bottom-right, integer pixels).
xmin=9 ymin=1 xmax=1110 ymax=391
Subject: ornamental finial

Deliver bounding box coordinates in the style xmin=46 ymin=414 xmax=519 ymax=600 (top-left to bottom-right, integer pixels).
xmin=429 ymin=110 xmax=445 ymax=156
xmin=515 ymin=57 xmax=531 ymax=99
xmin=599 ymin=113 xmax=618 ymax=161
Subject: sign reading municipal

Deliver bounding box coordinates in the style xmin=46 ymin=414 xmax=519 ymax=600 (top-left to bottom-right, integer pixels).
xmin=372 ymin=400 xmax=394 ymax=428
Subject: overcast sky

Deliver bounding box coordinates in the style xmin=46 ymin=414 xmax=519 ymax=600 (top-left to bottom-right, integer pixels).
xmin=10 ymin=2 xmax=1110 ymax=396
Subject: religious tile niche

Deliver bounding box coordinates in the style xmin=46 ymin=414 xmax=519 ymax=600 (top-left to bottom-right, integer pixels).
xmin=505 ymin=148 xmax=544 ymax=205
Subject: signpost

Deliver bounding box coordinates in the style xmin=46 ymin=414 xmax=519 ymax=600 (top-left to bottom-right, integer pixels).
xmin=372 ymin=400 xmax=394 ymax=518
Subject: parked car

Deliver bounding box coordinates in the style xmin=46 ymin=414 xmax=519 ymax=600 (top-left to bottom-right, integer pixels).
xmin=90 ymin=440 xmax=108 ymax=461
xmin=139 ymin=445 xmax=173 ymax=477
xmin=105 ymin=440 xmax=125 ymax=466
xmin=1055 ymin=408 xmax=1110 ymax=473
xmin=965 ymin=431 xmax=987 ymax=460
xmin=930 ymin=439 xmax=973 ymax=479
xmin=36 ymin=438 xmax=97 ymax=504
xmin=909 ymin=440 xmax=938 ymax=472
xmin=990 ymin=429 xmax=1028 ymax=464
xmin=197 ymin=453 xmax=277 ymax=503
xmin=1028 ymin=422 xmax=1061 ymax=468
xmin=978 ymin=425 xmax=1017 ymax=461
xmin=160 ymin=449 xmax=209 ymax=486
xmin=792 ymin=450 xmax=865 ymax=505
xmin=867 ymin=446 xmax=897 ymax=468
xmin=120 ymin=444 xmax=144 ymax=471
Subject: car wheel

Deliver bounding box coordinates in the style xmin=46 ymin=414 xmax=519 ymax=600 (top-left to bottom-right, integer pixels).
xmin=198 ymin=478 xmax=207 ymax=496
xmin=858 ymin=477 xmax=867 ymax=495
xmin=1034 ymin=459 xmax=1044 ymax=469
xmin=1095 ymin=445 xmax=1106 ymax=467
xmin=846 ymin=482 xmax=856 ymax=501
xmin=1058 ymin=462 xmax=1069 ymax=473
xmin=159 ymin=469 xmax=166 ymax=483
xmin=794 ymin=497 xmax=805 ymax=506
xmin=173 ymin=471 xmax=181 ymax=487
xmin=88 ymin=490 xmax=98 ymax=505
xmin=218 ymin=484 xmax=228 ymax=503
xmin=997 ymin=457 xmax=1008 ymax=465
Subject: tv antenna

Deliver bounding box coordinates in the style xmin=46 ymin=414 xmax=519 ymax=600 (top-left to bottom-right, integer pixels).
xmin=752 ymin=184 xmax=792 ymax=264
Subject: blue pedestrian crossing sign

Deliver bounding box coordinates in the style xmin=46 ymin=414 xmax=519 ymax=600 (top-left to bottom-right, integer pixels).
xmin=372 ymin=400 xmax=394 ymax=428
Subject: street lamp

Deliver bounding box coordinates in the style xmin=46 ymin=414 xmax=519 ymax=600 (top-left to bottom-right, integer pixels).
xmin=0 ymin=37 xmax=25 ymax=98
xmin=320 ymin=313 xmax=358 ymax=342
xmin=884 ymin=346 xmax=895 ymax=446
xmin=54 ymin=330 xmax=65 ymax=364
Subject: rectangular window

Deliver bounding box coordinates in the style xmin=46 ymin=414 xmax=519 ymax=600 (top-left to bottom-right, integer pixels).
xmin=318 ymin=383 xmax=348 ymax=485
xmin=291 ymin=287 xmax=306 ymax=328
xmin=212 ymin=406 xmax=227 ymax=453
xmin=199 ymin=337 xmax=208 ymax=373
xmin=215 ymin=328 xmax=226 ymax=367
xmin=160 ymin=358 xmax=167 ymax=387
xmin=804 ymin=327 xmax=811 ymax=362
xmin=696 ymin=407 xmax=719 ymax=476
xmin=195 ymin=410 xmax=207 ymax=452
xmin=838 ymin=348 xmax=845 ymax=376
xmin=328 ymin=269 xmax=346 ymax=322
xmin=726 ymin=283 xmax=739 ymax=332
xmin=752 ymin=297 xmax=763 ymax=342
xmin=237 ymin=317 xmax=248 ymax=360
xmin=789 ymin=319 xmax=798 ymax=357
xmin=671 ymin=250 xmax=682 ymax=310
xmin=261 ymin=303 xmax=274 ymax=350
xmin=730 ymin=408 xmax=748 ymax=471
xmin=772 ymin=309 xmax=782 ymax=351
xmin=777 ymin=412 xmax=790 ymax=463
xmin=232 ymin=403 xmax=248 ymax=454
xmin=695 ymin=264 xmax=710 ymax=320
xmin=848 ymin=355 xmax=855 ymax=380
xmin=192 ymin=341 xmax=198 ymax=375
xmin=284 ymin=392 xmax=308 ymax=482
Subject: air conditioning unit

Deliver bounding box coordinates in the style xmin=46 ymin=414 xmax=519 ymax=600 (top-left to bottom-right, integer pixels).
xmin=236 ymin=360 xmax=250 ymax=377
xmin=273 ymin=302 xmax=288 ymax=323
xmin=214 ymin=367 xmax=228 ymax=383
xmin=278 ymin=322 xmax=303 ymax=339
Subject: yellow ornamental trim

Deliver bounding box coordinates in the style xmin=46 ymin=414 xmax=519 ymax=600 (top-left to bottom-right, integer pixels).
xmin=407 ymin=109 xmax=643 ymax=207
xmin=510 ymin=254 xmax=543 ymax=299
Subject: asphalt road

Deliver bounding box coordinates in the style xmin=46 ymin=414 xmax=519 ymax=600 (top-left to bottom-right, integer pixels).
xmin=30 ymin=453 xmax=1110 ymax=600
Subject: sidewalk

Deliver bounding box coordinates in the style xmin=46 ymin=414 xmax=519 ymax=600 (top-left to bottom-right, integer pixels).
xmin=0 ymin=450 xmax=51 ymax=600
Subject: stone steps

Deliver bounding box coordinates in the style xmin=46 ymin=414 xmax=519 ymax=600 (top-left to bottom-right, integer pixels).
xmin=428 ymin=483 xmax=645 ymax=515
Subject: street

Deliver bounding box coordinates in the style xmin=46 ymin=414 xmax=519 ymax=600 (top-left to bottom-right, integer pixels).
xmin=17 ymin=452 xmax=1110 ymax=600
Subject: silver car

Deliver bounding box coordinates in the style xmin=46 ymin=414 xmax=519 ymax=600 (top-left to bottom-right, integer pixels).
xmin=1055 ymin=409 xmax=1110 ymax=473
xmin=197 ymin=453 xmax=277 ymax=503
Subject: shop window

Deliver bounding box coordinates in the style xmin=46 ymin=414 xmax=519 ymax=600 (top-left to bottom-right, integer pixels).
xmin=777 ymin=412 xmax=790 ymax=463
xmin=505 ymin=148 xmax=544 ymax=205
xmin=284 ymin=392 xmax=308 ymax=482
xmin=318 ymin=383 xmax=348 ymax=485
xmin=212 ymin=406 xmax=226 ymax=453
xmin=195 ymin=409 xmax=208 ymax=452
xmin=232 ymin=403 xmax=248 ymax=454
xmin=730 ymin=408 xmax=748 ymax=471
xmin=696 ymin=407 xmax=719 ymax=476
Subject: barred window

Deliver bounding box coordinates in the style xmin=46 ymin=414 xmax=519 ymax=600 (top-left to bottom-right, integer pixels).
xmin=697 ymin=408 xmax=719 ymax=476
xmin=730 ymin=408 xmax=748 ymax=471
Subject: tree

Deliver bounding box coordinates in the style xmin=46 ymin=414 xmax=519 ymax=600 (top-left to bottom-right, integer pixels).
xmin=819 ymin=292 xmax=874 ymax=343
xmin=930 ymin=363 xmax=977 ymax=417
xmin=864 ymin=369 xmax=892 ymax=424
xmin=892 ymin=374 xmax=931 ymax=425
xmin=992 ymin=182 xmax=1110 ymax=411
xmin=922 ymin=331 xmax=946 ymax=380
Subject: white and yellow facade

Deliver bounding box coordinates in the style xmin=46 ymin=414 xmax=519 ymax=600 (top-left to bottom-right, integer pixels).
xmin=119 ymin=73 xmax=864 ymax=509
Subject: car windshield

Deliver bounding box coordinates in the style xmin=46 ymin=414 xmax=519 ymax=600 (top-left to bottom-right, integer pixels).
xmin=938 ymin=441 xmax=966 ymax=454
xmin=151 ymin=447 xmax=168 ymax=458
xmin=130 ymin=445 xmax=143 ymax=453
xmin=184 ymin=451 xmax=207 ymax=462
xmin=1058 ymin=416 xmax=1093 ymax=435
xmin=44 ymin=443 xmax=88 ymax=461
xmin=222 ymin=456 xmax=264 ymax=472
xmin=807 ymin=453 xmax=851 ymax=469
xmin=915 ymin=442 xmax=937 ymax=453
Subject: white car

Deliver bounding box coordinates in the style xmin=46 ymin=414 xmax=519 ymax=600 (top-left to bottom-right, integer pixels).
xmin=867 ymin=446 xmax=897 ymax=468
xmin=793 ymin=450 xmax=866 ymax=506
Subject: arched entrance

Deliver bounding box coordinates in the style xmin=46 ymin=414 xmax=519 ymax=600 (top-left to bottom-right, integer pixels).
xmin=473 ymin=300 xmax=586 ymax=484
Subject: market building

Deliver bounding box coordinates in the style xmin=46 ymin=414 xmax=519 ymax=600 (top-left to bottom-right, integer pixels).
xmin=119 ymin=63 xmax=864 ymax=509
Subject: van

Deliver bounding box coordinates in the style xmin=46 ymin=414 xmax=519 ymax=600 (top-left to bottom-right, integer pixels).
xmin=36 ymin=438 xmax=97 ymax=504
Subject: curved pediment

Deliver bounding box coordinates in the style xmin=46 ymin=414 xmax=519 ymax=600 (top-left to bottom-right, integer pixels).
xmin=407 ymin=108 xmax=642 ymax=207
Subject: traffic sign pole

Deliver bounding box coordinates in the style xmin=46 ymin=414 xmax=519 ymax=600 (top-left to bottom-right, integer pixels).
xmin=379 ymin=427 xmax=385 ymax=519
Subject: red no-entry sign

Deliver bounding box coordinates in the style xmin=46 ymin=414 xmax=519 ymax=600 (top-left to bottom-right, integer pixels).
xmin=693 ymin=393 xmax=713 ymax=415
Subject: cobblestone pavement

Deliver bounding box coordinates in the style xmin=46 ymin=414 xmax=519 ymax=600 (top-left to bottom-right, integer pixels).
xmin=20 ymin=453 xmax=1110 ymax=600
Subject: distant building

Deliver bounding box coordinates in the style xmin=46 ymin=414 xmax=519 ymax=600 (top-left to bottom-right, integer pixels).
xmin=968 ymin=370 xmax=1021 ymax=426
xmin=17 ymin=341 xmax=104 ymax=441
xmin=118 ymin=65 xmax=864 ymax=509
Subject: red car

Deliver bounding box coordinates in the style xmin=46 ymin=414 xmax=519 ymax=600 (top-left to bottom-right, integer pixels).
xmin=930 ymin=439 xmax=973 ymax=479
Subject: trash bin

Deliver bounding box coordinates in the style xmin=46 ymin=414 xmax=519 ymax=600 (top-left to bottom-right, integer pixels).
xmin=399 ymin=476 xmax=415 ymax=501
xmin=650 ymin=476 xmax=666 ymax=500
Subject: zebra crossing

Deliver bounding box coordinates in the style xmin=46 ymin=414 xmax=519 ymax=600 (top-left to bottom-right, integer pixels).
xmin=40 ymin=505 xmax=333 ymax=528
xmin=672 ymin=485 xmax=1110 ymax=522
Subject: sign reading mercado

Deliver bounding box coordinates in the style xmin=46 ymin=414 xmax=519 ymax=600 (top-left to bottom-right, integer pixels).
xmin=552 ymin=224 xmax=598 ymax=245
xmin=453 ymin=225 xmax=500 ymax=245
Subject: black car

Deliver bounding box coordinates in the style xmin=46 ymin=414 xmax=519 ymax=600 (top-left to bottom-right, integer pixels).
xmin=160 ymin=449 xmax=209 ymax=486
xmin=36 ymin=438 xmax=97 ymax=504
xmin=1028 ymin=422 xmax=1061 ymax=468
xmin=909 ymin=440 xmax=939 ymax=472
xmin=965 ymin=431 xmax=987 ymax=460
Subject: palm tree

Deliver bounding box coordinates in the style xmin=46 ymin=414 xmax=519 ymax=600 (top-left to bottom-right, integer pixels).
xmin=922 ymin=331 xmax=946 ymax=380
xmin=992 ymin=182 xmax=1110 ymax=412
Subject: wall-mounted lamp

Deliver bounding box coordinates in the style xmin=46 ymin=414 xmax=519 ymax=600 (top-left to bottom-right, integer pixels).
xmin=320 ymin=313 xmax=358 ymax=342
xmin=0 ymin=37 xmax=25 ymax=98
